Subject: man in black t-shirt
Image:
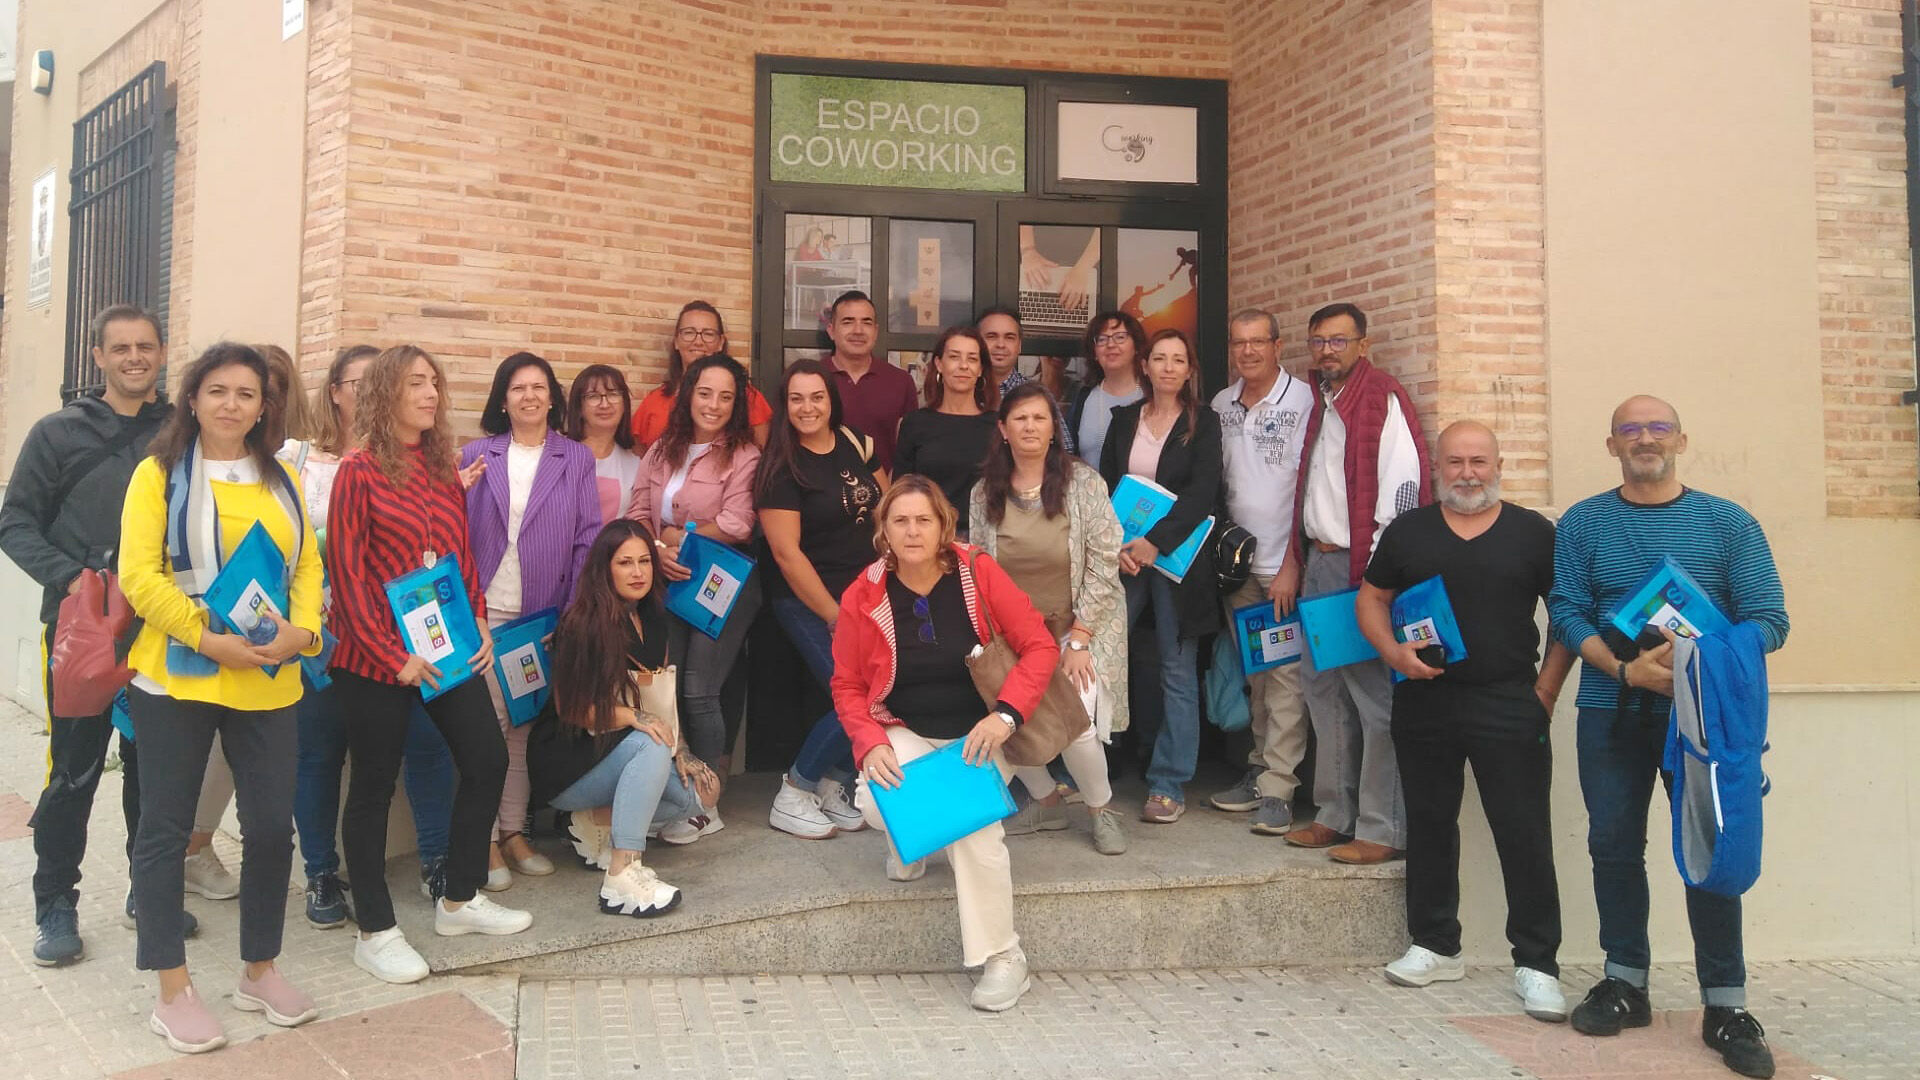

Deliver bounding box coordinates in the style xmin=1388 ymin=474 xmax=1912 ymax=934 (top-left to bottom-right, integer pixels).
xmin=1355 ymin=421 xmax=1573 ymax=1024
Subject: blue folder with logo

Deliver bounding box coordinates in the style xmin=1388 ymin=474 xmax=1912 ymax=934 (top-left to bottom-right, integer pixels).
xmin=1389 ymin=575 xmax=1469 ymax=682
xmin=666 ymin=532 xmax=756 ymax=640
xmin=383 ymin=554 xmax=482 ymax=701
xmin=202 ymin=521 xmax=292 ymax=677
xmin=1109 ymin=474 xmax=1213 ymax=583
xmin=1232 ymin=602 xmax=1305 ymax=674
xmin=868 ymin=740 xmax=1017 ymax=865
xmin=111 ymin=688 xmax=134 ymax=742
xmin=491 ymin=607 xmax=559 ymax=726
xmin=1297 ymin=587 xmax=1379 ymax=671
xmin=1607 ymin=555 xmax=1733 ymax=641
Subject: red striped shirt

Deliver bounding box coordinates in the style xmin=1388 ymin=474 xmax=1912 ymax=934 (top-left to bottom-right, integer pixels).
xmin=325 ymin=445 xmax=487 ymax=683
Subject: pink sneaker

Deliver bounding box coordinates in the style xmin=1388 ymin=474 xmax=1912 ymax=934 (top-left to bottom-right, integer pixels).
xmin=149 ymin=986 xmax=228 ymax=1054
xmin=233 ymin=966 xmax=320 ymax=1027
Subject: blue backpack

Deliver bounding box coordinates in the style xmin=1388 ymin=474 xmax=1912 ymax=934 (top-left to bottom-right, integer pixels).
xmin=1665 ymin=623 xmax=1771 ymax=897
xmin=1205 ymin=632 xmax=1251 ymax=733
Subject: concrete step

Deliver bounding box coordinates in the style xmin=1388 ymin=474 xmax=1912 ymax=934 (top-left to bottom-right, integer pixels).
xmin=388 ymin=770 xmax=1407 ymax=977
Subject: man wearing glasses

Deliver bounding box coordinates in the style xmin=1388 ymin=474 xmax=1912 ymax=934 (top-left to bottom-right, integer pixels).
xmin=1283 ymin=302 xmax=1429 ymax=865
xmin=1547 ymin=395 xmax=1788 ymax=1079
xmin=1206 ymin=308 xmax=1315 ymax=836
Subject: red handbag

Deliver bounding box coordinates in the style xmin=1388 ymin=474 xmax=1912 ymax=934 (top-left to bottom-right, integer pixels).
xmin=49 ymin=569 xmax=135 ymax=718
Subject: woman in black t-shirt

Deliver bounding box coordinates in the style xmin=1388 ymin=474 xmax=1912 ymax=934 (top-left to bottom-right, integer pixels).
xmin=755 ymin=359 xmax=889 ymax=840
xmin=894 ymin=327 xmax=997 ymax=537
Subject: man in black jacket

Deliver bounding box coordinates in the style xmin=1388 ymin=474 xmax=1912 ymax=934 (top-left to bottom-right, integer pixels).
xmin=0 ymin=303 xmax=178 ymax=966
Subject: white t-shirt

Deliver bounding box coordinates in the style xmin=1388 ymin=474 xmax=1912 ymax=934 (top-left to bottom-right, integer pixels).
xmin=658 ymin=443 xmax=711 ymax=527
xmin=484 ymin=440 xmax=543 ymax=617
xmin=1301 ymin=387 xmax=1422 ymax=555
xmin=593 ymin=445 xmax=640 ymax=523
xmin=1076 ymin=383 xmax=1143 ymax=469
xmin=1212 ymin=372 xmax=1315 ymax=574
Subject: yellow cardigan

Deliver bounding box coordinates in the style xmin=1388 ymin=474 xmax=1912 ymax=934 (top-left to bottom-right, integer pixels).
xmin=119 ymin=456 xmax=325 ymax=710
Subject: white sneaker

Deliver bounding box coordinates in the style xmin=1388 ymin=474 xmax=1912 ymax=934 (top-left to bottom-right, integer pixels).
xmin=183 ymin=848 xmax=240 ymax=901
xmin=658 ymin=808 xmax=725 ymax=846
xmin=815 ymin=778 xmax=867 ymax=832
xmin=434 ymin=894 xmax=533 ymax=937
xmin=565 ymin=814 xmax=612 ymax=869
xmin=1514 ymin=967 xmax=1568 ymax=1022
xmin=884 ymin=841 xmax=927 ymax=882
xmin=354 ymin=928 xmax=429 ymax=984
xmin=599 ymin=861 xmax=681 ymax=918
xmin=1384 ymin=944 xmax=1466 ymax=987
xmin=970 ymin=945 xmax=1031 ymax=1012
xmin=769 ymin=777 xmax=838 ymax=839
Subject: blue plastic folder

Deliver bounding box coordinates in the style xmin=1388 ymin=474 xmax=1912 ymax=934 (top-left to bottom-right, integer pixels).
xmin=1607 ymin=556 xmax=1733 ymax=641
xmin=203 ymin=521 xmax=291 ymax=677
xmin=1297 ymin=587 xmax=1379 ymax=671
xmin=1389 ymin=575 xmax=1468 ymax=683
xmin=111 ymin=688 xmax=134 ymax=742
xmin=383 ymin=554 xmax=482 ymax=702
xmin=1232 ymin=602 xmax=1305 ymax=674
xmin=491 ymin=607 xmax=558 ymax=726
xmin=666 ymin=532 xmax=756 ymax=640
xmin=1109 ymin=475 xmax=1213 ymax=583
xmin=868 ymin=740 xmax=1016 ymax=865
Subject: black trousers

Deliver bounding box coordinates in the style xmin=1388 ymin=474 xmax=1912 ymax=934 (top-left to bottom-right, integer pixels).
xmin=30 ymin=620 xmax=141 ymax=922
xmin=335 ymin=671 xmax=505 ymax=933
xmin=126 ymin=688 xmax=296 ymax=971
xmin=1390 ymin=680 xmax=1561 ymax=974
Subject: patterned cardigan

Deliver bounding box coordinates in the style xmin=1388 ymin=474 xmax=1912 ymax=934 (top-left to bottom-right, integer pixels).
xmin=968 ymin=460 xmax=1131 ymax=733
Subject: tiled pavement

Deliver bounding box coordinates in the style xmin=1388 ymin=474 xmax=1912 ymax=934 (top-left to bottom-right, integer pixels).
xmin=0 ymin=697 xmax=1914 ymax=1079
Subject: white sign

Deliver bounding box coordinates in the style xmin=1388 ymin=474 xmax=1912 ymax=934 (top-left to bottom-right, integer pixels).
xmin=282 ymin=0 xmax=305 ymax=40
xmin=401 ymin=600 xmax=456 ymax=663
xmin=1056 ymin=102 xmax=1198 ymax=185
xmin=694 ymin=564 xmax=742 ymax=618
xmin=227 ymin=580 xmax=284 ymax=638
xmin=27 ymin=167 xmax=55 ymax=309
xmin=500 ymin=642 xmax=547 ymax=699
xmin=1256 ymin=622 xmax=1304 ymax=665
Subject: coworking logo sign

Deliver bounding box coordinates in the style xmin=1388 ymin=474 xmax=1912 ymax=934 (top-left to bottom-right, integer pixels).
xmin=770 ymin=73 xmax=1026 ymax=191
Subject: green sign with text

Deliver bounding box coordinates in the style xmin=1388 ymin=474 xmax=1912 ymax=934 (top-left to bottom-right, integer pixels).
xmin=770 ymin=74 xmax=1026 ymax=191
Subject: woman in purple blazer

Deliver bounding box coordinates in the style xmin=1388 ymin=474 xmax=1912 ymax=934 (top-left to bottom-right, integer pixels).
xmin=460 ymin=351 xmax=601 ymax=890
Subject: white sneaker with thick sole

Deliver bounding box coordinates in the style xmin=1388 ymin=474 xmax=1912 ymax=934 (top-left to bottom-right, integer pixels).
xmin=565 ymin=814 xmax=612 ymax=869
xmin=1384 ymin=944 xmax=1466 ymax=987
xmin=815 ymin=777 xmax=867 ymax=832
xmin=434 ymin=894 xmax=533 ymax=937
xmin=183 ymin=848 xmax=240 ymax=900
xmin=971 ymin=946 xmax=1031 ymax=1012
xmin=599 ymin=862 xmax=682 ymax=917
xmin=354 ymin=927 xmax=429 ymax=984
xmin=769 ymin=777 xmax=838 ymax=839
xmin=1515 ymin=966 xmax=1569 ymax=1022
xmin=658 ymin=808 xmax=725 ymax=846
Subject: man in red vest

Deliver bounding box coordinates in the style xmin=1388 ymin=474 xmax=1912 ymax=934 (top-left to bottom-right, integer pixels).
xmin=1278 ymin=302 xmax=1431 ymax=864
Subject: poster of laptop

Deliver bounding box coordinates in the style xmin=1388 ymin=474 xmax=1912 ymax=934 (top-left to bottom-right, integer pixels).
xmin=1019 ymin=224 xmax=1099 ymax=338
xmin=1117 ymin=228 xmax=1199 ymax=346
xmin=785 ymin=213 xmax=872 ymax=332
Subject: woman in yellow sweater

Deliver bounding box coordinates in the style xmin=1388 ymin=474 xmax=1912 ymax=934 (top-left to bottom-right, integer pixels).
xmin=118 ymin=343 xmax=325 ymax=1054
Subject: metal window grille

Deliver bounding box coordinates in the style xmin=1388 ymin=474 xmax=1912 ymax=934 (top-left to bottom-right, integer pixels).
xmin=1898 ymin=4 xmax=1920 ymax=432
xmin=62 ymin=62 xmax=174 ymax=400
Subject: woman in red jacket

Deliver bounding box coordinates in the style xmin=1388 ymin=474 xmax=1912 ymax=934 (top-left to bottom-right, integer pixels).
xmin=830 ymin=475 xmax=1058 ymax=1013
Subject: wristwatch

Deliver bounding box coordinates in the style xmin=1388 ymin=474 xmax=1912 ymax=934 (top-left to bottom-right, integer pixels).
xmin=1616 ymin=660 xmax=1630 ymax=686
xmin=1065 ymin=638 xmax=1089 ymax=652
xmin=995 ymin=710 xmax=1017 ymax=733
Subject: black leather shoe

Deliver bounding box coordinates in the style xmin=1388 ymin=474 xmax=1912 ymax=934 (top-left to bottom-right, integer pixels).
xmin=1703 ymin=1006 xmax=1776 ymax=1079
xmin=1569 ymin=976 xmax=1652 ymax=1036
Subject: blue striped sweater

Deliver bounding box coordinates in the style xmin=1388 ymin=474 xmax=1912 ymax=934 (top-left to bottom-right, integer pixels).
xmin=1548 ymin=487 xmax=1788 ymax=711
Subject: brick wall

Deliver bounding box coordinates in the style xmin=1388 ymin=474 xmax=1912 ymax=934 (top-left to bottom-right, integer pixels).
xmin=1811 ymin=0 xmax=1919 ymax=518
xmin=300 ymin=0 xmax=1233 ymax=429
xmin=1224 ymin=0 xmax=1439 ymax=416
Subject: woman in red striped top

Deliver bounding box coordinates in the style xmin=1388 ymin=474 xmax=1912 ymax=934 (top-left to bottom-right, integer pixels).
xmin=324 ymin=345 xmax=534 ymax=985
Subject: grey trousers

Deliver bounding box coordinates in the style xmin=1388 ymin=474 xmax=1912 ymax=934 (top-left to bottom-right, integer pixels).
xmin=1298 ymin=547 xmax=1405 ymax=848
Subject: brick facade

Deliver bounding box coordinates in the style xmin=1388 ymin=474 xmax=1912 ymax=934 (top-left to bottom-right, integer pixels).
xmin=1811 ymin=0 xmax=1919 ymax=518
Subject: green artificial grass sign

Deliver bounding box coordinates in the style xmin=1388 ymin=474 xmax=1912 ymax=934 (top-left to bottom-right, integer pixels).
xmin=770 ymin=74 xmax=1026 ymax=191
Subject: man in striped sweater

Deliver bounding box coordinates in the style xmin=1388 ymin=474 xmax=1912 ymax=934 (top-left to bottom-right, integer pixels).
xmin=1547 ymin=395 xmax=1788 ymax=1080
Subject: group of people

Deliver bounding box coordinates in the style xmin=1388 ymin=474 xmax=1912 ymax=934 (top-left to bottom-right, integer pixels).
xmin=0 ymin=292 xmax=1787 ymax=1079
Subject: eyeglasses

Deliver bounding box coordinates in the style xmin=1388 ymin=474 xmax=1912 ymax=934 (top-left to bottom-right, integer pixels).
xmin=676 ymin=327 xmax=723 ymax=343
xmin=1308 ymin=336 xmax=1355 ymax=352
xmin=1229 ymin=337 xmax=1276 ymax=351
xmin=1613 ymin=421 xmax=1679 ymax=441
xmin=911 ymin=594 xmax=937 ymax=645
xmin=1093 ymin=333 xmax=1132 ymax=348
xmin=335 ymin=378 xmax=361 ymax=392
xmin=584 ymin=391 xmax=622 ymax=406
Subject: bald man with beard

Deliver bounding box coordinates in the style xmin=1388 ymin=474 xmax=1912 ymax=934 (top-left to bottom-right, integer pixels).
xmin=1354 ymin=421 xmax=1571 ymax=1022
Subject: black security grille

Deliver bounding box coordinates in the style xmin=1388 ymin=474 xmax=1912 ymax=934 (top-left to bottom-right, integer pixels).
xmin=62 ymin=62 xmax=174 ymax=400
xmin=1899 ymin=4 xmax=1920 ymax=429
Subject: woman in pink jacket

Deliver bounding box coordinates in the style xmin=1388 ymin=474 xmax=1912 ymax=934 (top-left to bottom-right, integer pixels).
xmin=830 ymin=475 xmax=1058 ymax=1014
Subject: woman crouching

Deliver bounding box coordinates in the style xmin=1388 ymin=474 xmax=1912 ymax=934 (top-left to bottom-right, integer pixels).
xmin=542 ymin=519 xmax=718 ymax=917
xmin=831 ymin=475 xmax=1059 ymax=1012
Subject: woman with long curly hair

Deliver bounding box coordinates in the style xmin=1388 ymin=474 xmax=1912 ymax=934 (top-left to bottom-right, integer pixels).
xmin=326 ymin=345 xmax=531 ymax=987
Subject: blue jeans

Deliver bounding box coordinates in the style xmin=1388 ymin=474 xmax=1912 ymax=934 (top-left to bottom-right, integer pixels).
xmin=1124 ymin=571 xmax=1199 ymax=803
xmin=1577 ymin=706 xmax=1746 ymax=1005
xmin=549 ymin=730 xmax=701 ymax=852
xmin=294 ymin=682 xmax=454 ymax=881
xmin=771 ymin=595 xmax=854 ymax=788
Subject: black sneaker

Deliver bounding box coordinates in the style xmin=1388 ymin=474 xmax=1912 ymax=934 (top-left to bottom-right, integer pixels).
xmin=305 ymin=872 xmax=353 ymax=928
xmin=1703 ymin=1006 xmax=1776 ymax=1079
xmin=33 ymin=897 xmax=82 ymax=967
xmin=121 ymin=890 xmax=200 ymax=937
xmin=1569 ymin=976 xmax=1652 ymax=1036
